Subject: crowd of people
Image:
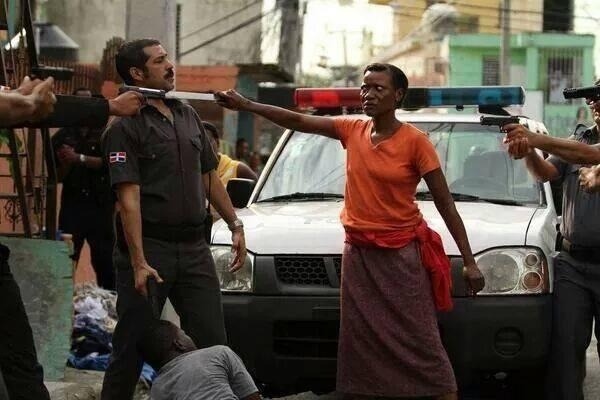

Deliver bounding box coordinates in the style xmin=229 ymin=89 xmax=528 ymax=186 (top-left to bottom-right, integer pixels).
xmin=0 ymin=35 xmax=599 ymax=400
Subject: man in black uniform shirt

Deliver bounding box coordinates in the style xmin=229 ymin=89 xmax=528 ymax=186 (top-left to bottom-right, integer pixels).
xmin=52 ymin=87 xmax=115 ymax=289
xmin=0 ymin=77 xmax=143 ymax=400
xmin=101 ymin=38 xmax=247 ymax=400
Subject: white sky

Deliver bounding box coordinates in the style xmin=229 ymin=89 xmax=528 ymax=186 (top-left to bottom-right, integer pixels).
xmin=573 ymin=0 xmax=600 ymax=79
xmin=262 ymin=0 xmax=393 ymax=75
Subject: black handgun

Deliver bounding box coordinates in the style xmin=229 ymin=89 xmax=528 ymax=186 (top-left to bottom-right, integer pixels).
xmin=563 ymin=85 xmax=600 ymax=101
xmin=480 ymin=115 xmax=520 ymax=127
xmin=30 ymin=65 xmax=74 ymax=81
xmin=147 ymin=276 xmax=160 ymax=319
xmin=119 ymin=85 xmax=166 ymax=99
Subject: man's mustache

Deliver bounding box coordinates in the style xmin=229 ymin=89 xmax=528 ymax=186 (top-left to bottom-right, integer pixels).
xmin=165 ymin=70 xmax=174 ymax=79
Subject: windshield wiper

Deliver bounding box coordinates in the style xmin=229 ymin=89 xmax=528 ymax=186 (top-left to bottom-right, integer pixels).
xmin=416 ymin=191 xmax=524 ymax=206
xmin=257 ymin=192 xmax=344 ymax=203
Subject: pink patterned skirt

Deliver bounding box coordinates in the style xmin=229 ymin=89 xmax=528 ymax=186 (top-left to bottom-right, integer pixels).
xmin=336 ymin=241 xmax=457 ymax=397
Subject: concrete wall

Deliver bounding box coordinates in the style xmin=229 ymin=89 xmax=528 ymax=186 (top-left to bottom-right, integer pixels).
xmin=46 ymin=0 xmax=127 ymax=64
xmin=46 ymin=0 xmax=263 ymax=65
xmin=177 ymin=0 xmax=262 ymax=65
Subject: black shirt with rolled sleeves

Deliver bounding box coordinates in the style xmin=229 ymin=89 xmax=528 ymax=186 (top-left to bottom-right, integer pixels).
xmin=52 ymin=126 xmax=111 ymax=205
xmin=548 ymin=124 xmax=600 ymax=247
xmin=104 ymin=100 xmax=217 ymax=229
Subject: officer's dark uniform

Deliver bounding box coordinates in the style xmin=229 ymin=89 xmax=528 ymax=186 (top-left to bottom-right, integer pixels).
xmin=52 ymin=125 xmax=115 ymax=289
xmin=0 ymin=95 xmax=112 ymax=400
xmin=546 ymin=124 xmax=600 ymax=400
xmin=100 ymin=100 xmax=227 ymax=400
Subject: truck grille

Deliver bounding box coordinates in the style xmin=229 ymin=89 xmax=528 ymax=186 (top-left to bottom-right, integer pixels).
xmin=334 ymin=257 xmax=342 ymax=280
xmin=275 ymin=257 xmax=330 ymax=286
xmin=273 ymin=321 xmax=339 ymax=358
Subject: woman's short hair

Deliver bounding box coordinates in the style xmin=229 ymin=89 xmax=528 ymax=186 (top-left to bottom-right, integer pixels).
xmin=363 ymin=63 xmax=409 ymax=107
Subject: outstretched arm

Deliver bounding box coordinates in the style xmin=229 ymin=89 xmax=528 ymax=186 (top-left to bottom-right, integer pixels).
xmin=215 ymin=90 xmax=338 ymax=139
xmin=505 ymin=123 xmax=600 ymax=165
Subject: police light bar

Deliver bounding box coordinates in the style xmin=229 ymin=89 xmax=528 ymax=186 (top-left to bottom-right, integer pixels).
xmin=294 ymin=86 xmax=525 ymax=109
xmin=295 ymin=88 xmax=361 ymax=109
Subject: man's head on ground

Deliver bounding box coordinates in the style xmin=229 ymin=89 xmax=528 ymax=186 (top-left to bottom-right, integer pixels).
xmin=360 ymin=63 xmax=408 ymax=117
xmin=203 ymin=122 xmax=220 ymax=155
xmin=116 ymin=38 xmax=175 ymax=92
xmin=72 ymin=87 xmax=92 ymax=98
xmin=138 ymin=320 xmax=197 ymax=371
xmin=236 ymin=138 xmax=249 ymax=160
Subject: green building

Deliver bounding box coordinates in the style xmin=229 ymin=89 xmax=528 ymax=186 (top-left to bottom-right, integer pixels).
xmin=448 ymin=33 xmax=596 ymax=136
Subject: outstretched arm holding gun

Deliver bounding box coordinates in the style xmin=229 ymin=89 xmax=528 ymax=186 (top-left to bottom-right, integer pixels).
xmin=480 ymin=115 xmax=520 ymax=129
xmin=500 ymin=82 xmax=600 ymax=190
xmin=502 ymin=86 xmax=600 ymax=165
xmin=0 ymin=76 xmax=144 ymax=129
xmin=479 ymin=115 xmax=562 ymax=181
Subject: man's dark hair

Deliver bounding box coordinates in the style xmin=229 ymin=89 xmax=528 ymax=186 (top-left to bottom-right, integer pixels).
xmin=116 ymin=38 xmax=161 ymax=85
xmin=72 ymin=87 xmax=90 ymax=95
xmin=202 ymin=122 xmax=219 ymax=140
xmin=363 ymin=63 xmax=409 ymax=107
xmin=137 ymin=320 xmax=179 ymax=371
xmin=236 ymin=138 xmax=248 ymax=146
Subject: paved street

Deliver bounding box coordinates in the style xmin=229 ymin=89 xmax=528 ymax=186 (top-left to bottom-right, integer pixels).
xmin=276 ymin=336 xmax=600 ymax=399
xmin=47 ymin=338 xmax=600 ymax=400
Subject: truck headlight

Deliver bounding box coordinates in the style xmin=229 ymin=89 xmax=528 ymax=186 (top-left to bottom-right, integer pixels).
xmin=210 ymin=246 xmax=254 ymax=292
xmin=475 ymin=247 xmax=548 ymax=295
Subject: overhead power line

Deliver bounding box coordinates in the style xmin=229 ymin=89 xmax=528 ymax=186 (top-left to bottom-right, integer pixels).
xmin=179 ymin=7 xmax=277 ymax=58
xmin=180 ymin=0 xmax=262 ymax=41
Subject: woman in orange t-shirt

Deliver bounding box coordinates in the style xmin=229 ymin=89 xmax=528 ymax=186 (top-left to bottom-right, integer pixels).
xmin=215 ymin=63 xmax=484 ymax=400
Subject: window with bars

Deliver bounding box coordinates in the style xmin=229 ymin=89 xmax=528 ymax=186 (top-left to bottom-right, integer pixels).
xmin=482 ymin=56 xmax=500 ymax=86
xmin=541 ymin=49 xmax=583 ymax=104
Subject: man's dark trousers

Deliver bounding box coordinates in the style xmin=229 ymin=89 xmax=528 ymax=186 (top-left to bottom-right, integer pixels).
xmin=101 ymin=236 xmax=227 ymax=400
xmin=0 ymin=244 xmax=50 ymax=400
xmin=547 ymin=251 xmax=600 ymax=400
xmin=61 ymin=198 xmax=115 ymax=290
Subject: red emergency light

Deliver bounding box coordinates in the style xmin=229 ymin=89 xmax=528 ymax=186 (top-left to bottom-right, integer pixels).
xmin=294 ymin=88 xmax=361 ymax=109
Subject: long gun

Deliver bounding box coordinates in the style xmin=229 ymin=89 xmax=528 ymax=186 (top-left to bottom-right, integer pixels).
xmin=480 ymin=115 xmax=520 ymax=128
xmin=120 ymin=85 xmax=215 ymax=101
xmin=563 ymin=86 xmax=600 ymax=101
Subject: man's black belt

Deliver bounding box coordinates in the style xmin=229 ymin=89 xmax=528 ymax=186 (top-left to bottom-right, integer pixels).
xmin=142 ymin=220 xmax=205 ymax=243
xmin=562 ymin=238 xmax=600 ymax=263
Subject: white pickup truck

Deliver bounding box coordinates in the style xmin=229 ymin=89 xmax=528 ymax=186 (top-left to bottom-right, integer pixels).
xmin=210 ymin=104 xmax=558 ymax=398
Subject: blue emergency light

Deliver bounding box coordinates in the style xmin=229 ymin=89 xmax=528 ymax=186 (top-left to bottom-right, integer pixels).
xmin=412 ymin=86 xmax=525 ymax=108
xmin=294 ymin=86 xmax=525 ymax=109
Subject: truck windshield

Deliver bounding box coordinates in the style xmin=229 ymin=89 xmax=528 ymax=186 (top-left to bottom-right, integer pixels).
xmin=256 ymin=122 xmax=541 ymax=205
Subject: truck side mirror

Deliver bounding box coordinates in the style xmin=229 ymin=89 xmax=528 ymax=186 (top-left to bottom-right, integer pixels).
xmin=227 ymin=178 xmax=255 ymax=208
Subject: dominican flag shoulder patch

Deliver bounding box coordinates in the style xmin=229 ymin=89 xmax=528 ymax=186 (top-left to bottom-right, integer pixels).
xmin=109 ymin=152 xmax=127 ymax=163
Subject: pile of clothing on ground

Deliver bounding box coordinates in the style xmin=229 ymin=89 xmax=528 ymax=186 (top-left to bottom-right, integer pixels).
xmin=68 ymin=282 xmax=156 ymax=385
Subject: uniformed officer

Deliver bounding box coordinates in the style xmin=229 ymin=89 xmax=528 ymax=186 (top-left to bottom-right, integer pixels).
xmin=100 ymin=38 xmax=246 ymax=400
xmin=52 ymin=88 xmax=115 ymax=289
xmin=505 ymin=94 xmax=600 ymax=399
xmin=0 ymin=77 xmax=143 ymax=400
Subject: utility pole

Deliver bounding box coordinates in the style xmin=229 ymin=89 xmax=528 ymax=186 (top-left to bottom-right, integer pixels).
xmin=277 ymin=0 xmax=301 ymax=80
xmin=126 ymin=0 xmax=176 ymax=62
xmin=500 ymin=0 xmax=511 ymax=85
